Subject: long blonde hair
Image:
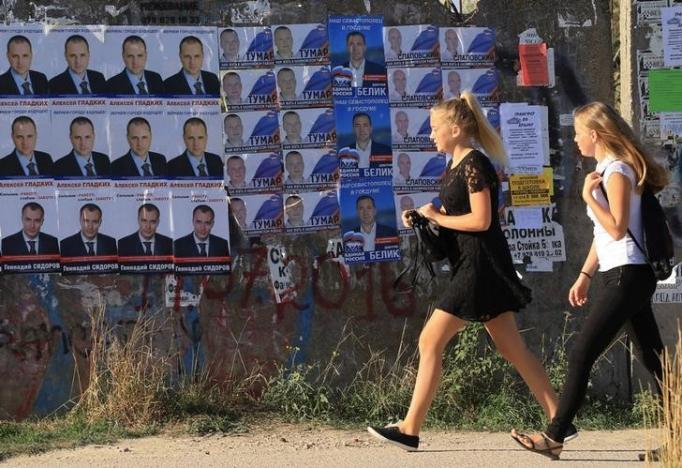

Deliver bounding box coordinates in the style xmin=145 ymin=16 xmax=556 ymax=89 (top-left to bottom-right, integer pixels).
xmin=574 ymin=101 xmax=669 ymax=193
xmin=430 ymin=91 xmax=508 ymax=166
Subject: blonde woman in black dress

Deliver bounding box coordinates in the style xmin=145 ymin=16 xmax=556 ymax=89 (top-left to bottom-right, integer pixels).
xmin=367 ymin=92 xmax=575 ymax=451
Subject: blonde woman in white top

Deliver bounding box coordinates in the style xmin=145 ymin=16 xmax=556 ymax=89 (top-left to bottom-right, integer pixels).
xmin=512 ymin=102 xmax=670 ymax=460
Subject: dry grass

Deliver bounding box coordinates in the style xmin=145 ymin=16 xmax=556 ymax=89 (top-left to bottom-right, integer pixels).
xmin=646 ymin=326 xmax=682 ymax=467
xmin=72 ymin=302 xmax=170 ymax=428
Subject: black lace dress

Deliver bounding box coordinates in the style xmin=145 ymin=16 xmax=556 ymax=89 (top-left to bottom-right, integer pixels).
xmin=437 ymin=149 xmax=532 ymax=321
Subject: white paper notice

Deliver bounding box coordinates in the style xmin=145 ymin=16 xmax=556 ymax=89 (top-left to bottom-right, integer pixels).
xmin=662 ymin=7 xmax=682 ymax=67
xmin=526 ymin=257 xmax=553 ymax=272
xmin=660 ymin=112 xmax=682 ymax=139
xmin=500 ymin=103 xmax=546 ymax=171
xmin=511 ymin=207 xmax=543 ymax=229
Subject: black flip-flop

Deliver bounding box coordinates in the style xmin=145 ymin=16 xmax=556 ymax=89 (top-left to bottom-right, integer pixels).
xmin=510 ymin=430 xmax=563 ymax=461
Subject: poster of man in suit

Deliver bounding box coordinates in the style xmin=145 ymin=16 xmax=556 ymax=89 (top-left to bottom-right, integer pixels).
xmin=0 ymin=109 xmax=53 ymax=177
xmin=0 ymin=179 xmax=60 ymax=273
xmin=56 ymin=179 xmax=118 ymax=274
xmin=42 ymin=27 xmax=108 ymax=95
xmin=114 ymin=180 xmax=174 ymax=273
xmin=171 ymin=179 xmax=231 ymax=274
xmin=0 ymin=26 xmax=50 ymax=95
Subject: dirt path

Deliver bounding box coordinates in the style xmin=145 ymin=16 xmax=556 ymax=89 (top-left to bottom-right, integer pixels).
xmin=4 ymin=425 xmax=659 ymax=467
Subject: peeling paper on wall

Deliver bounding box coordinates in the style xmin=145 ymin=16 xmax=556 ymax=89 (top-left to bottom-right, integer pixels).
xmin=230 ymin=0 xmax=271 ymax=25
xmin=267 ymin=245 xmax=296 ymax=303
xmin=653 ymin=263 xmax=682 ymax=304
xmin=165 ymin=275 xmax=202 ymax=307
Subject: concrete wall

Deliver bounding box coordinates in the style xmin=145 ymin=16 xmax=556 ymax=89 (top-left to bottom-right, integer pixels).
xmin=1 ymin=0 xmax=677 ymax=420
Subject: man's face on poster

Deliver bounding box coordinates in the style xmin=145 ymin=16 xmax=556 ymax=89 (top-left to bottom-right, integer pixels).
xmin=397 ymin=153 xmax=411 ymax=177
xmin=70 ymin=122 xmax=95 ymax=155
xmin=392 ymin=70 xmax=406 ymax=94
xmin=395 ymin=111 xmax=409 ymax=134
xmin=122 ymin=41 xmax=147 ymax=76
xmin=285 ymin=197 xmax=304 ymax=224
xmin=231 ymin=199 xmax=247 ymax=227
xmin=224 ymin=116 xmax=243 ymax=142
xmin=12 ymin=121 xmax=37 ymax=156
xmin=180 ymin=41 xmax=204 ymax=77
xmin=7 ymin=40 xmax=32 ymax=76
xmin=400 ymin=195 xmax=415 ymax=212
xmin=278 ymin=69 xmax=296 ymax=97
xmin=275 ymin=27 xmax=294 ymax=57
xmin=347 ymin=34 xmax=367 ymax=63
xmin=222 ymin=73 xmax=242 ymax=102
xmin=65 ymin=40 xmax=90 ymax=75
xmin=285 ymin=152 xmax=304 ymax=180
xmin=80 ymin=208 xmax=101 ymax=240
xmin=22 ymin=206 xmax=44 ymax=238
xmin=388 ymin=28 xmax=401 ymax=51
xmin=193 ymin=210 xmax=214 ymax=241
xmin=227 ymin=157 xmax=246 ymax=185
xmin=353 ymin=115 xmax=372 ymax=144
xmin=448 ymin=71 xmax=461 ymax=95
xmin=357 ymin=197 xmax=376 ymax=226
xmin=183 ymin=123 xmax=207 ymax=156
xmin=220 ymin=30 xmax=239 ymax=59
xmin=282 ymin=113 xmax=302 ymax=139
xmin=138 ymin=208 xmax=159 ymax=240
xmin=127 ymin=122 xmax=152 ymax=157
xmin=445 ymin=29 xmax=459 ymax=53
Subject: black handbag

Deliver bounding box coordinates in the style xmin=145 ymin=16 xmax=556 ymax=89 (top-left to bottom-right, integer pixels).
xmin=394 ymin=210 xmax=455 ymax=291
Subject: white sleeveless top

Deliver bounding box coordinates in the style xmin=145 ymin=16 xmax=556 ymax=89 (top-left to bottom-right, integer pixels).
xmin=586 ymin=157 xmax=647 ymax=271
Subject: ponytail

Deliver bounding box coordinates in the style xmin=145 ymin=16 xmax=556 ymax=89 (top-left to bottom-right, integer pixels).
xmin=431 ymin=92 xmax=508 ymax=166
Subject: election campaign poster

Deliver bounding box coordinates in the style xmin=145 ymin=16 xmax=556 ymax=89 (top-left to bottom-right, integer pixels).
xmin=439 ymin=27 xmax=496 ymax=68
xmin=113 ymin=179 xmax=174 ymax=274
xmin=224 ymin=109 xmax=281 ymax=153
xmin=389 ymin=107 xmax=435 ymax=151
xmin=279 ymin=107 xmax=336 ymax=150
xmin=157 ymin=27 xmax=219 ymax=95
xmin=0 ymin=178 xmax=60 ymax=273
xmin=275 ymin=65 xmax=332 ymax=109
xmin=164 ymin=97 xmax=224 ymax=177
xmin=283 ymin=190 xmax=339 ymax=234
xmin=101 ymin=26 xmax=165 ymax=92
xmin=50 ymin=97 xmax=111 ymax=177
xmin=387 ymin=66 xmax=442 ymax=107
xmin=383 ymin=25 xmax=439 ymax=67
xmin=392 ymin=151 xmax=447 ymax=192
xmin=0 ymin=99 xmax=52 ymax=176
xmin=236 ymin=192 xmax=284 ymax=236
xmin=56 ymin=179 xmax=118 ymax=274
xmin=0 ymin=25 xmax=52 ymax=97
xmin=107 ymin=97 xmax=167 ymax=176
xmin=328 ymin=15 xmax=388 ymax=99
xmin=218 ymin=26 xmax=274 ymax=70
xmin=224 ymin=152 xmax=283 ymax=195
xmin=393 ymin=191 xmax=441 ymax=236
xmin=283 ymin=147 xmax=338 ymax=191
xmin=340 ymin=177 xmax=400 ymax=264
xmin=220 ymin=69 xmax=277 ymax=112
xmin=335 ymin=97 xmax=392 ymax=178
xmin=271 ymin=23 xmax=329 ymax=65
xmin=170 ymin=179 xmax=231 ymax=274
xmin=445 ymin=67 xmax=500 ymax=105
xmin=42 ymin=26 xmax=108 ymax=93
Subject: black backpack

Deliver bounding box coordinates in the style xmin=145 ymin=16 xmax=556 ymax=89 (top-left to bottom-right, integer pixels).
xmin=599 ymin=181 xmax=675 ymax=280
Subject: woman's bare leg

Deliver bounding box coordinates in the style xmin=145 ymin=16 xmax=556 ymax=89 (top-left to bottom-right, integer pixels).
xmin=400 ymin=309 xmax=467 ymax=436
xmin=484 ymin=311 xmax=558 ymax=419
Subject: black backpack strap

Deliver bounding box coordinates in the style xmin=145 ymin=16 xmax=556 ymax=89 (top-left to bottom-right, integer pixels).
xmin=597 ymin=179 xmax=647 ymax=259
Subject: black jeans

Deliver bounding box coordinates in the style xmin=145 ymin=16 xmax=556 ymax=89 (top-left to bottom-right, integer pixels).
xmin=546 ymin=264 xmax=663 ymax=443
